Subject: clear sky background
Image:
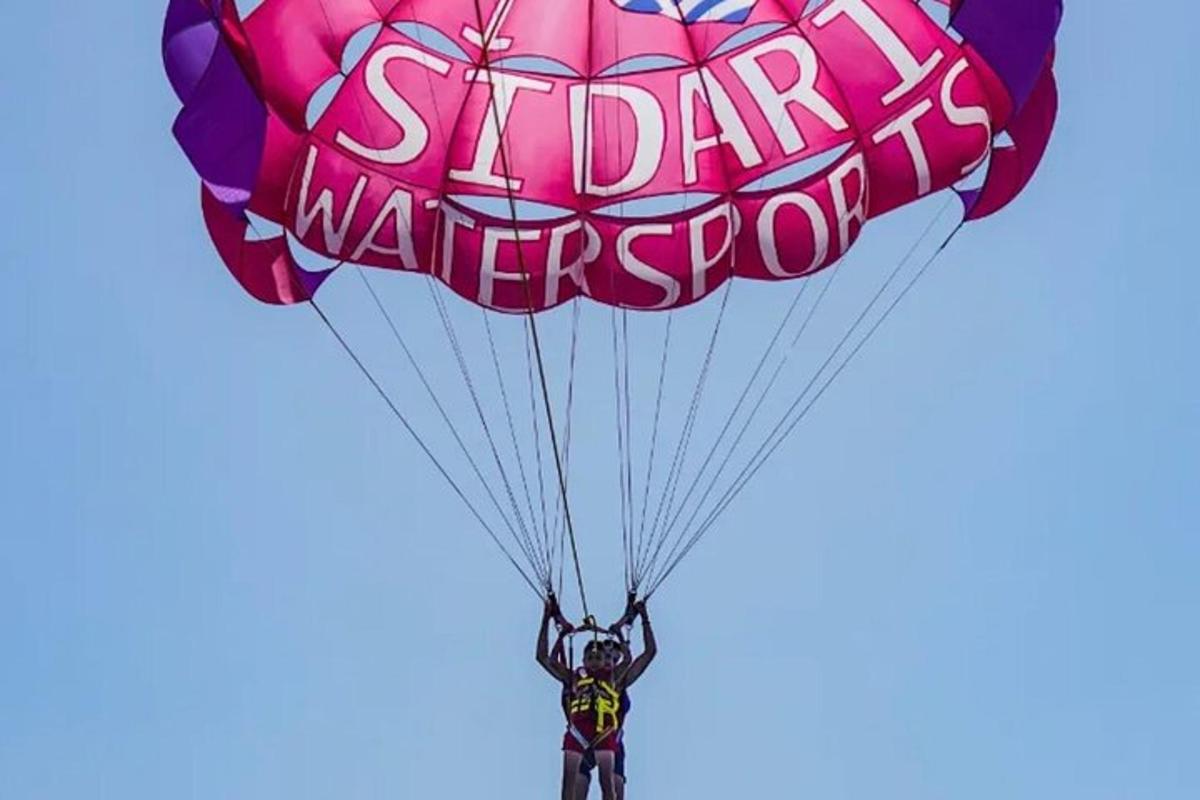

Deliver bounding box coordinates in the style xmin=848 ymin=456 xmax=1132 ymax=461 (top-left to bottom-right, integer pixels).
xmin=1 ymin=3 xmax=1197 ymax=799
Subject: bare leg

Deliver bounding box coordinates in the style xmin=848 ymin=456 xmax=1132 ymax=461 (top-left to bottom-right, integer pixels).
xmin=574 ymin=771 xmax=591 ymax=800
xmin=595 ymin=750 xmax=617 ymax=800
xmin=614 ymin=775 xmax=626 ymax=800
xmin=562 ymin=752 xmax=584 ymax=800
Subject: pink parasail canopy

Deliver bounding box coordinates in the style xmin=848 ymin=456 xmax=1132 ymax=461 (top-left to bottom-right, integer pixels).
xmin=164 ymin=0 xmax=1062 ymax=312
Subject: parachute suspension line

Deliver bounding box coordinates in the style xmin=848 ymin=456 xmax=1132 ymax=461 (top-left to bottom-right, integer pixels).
xmin=314 ymin=3 xmax=559 ymax=588
xmin=436 ymin=282 xmax=559 ymax=585
xmin=481 ymin=309 xmax=550 ymax=579
xmin=428 ymin=284 xmax=543 ymax=581
xmin=607 ymin=5 xmax=647 ymax=590
xmin=521 ymin=317 xmax=552 ymax=580
xmin=309 ymin=298 xmax=543 ymax=597
xmin=621 ymin=309 xmax=636 ymax=588
xmin=650 ymin=202 xmax=956 ymax=583
xmin=635 ymin=276 xmax=824 ymax=586
xmin=355 ymin=269 xmax=543 ymax=566
xmin=649 ymin=264 xmax=842 ymax=573
xmin=640 ymin=263 xmax=848 ymax=590
xmin=607 ymin=21 xmax=638 ymax=593
xmin=471 ymin=0 xmax=589 ymax=617
xmin=645 ymin=212 xmax=966 ymax=598
xmin=631 ymin=316 xmax=673 ymax=587
xmin=645 ymin=213 xmax=955 ymax=596
xmin=552 ymin=298 xmax=583 ymax=598
xmin=649 ymin=228 xmax=964 ymax=596
xmin=636 ymin=280 xmax=733 ymax=590
xmin=640 ymin=200 xmax=951 ymax=593
xmin=426 ymin=280 xmax=552 ymax=585
xmin=634 ymin=19 xmax=741 ymax=592
xmin=550 ymin=0 xmax=600 ymax=607
xmin=610 ymin=307 xmax=632 ymax=590
xmin=343 ymin=0 xmax=575 ymax=593
xmin=610 ymin=307 xmax=638 ymax=591
xmin=239 ymin=206 xmax=546 ymax=591
xmin=635 ymin=3 xmax=880 ymax=589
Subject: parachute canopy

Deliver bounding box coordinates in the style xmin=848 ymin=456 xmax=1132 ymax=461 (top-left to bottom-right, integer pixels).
xmin=164 ymin=0 xmax=1061 ymax=312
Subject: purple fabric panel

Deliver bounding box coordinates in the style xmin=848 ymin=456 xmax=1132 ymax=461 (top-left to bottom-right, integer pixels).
xmin=163 ymin=22 xmax=219 ymax=103
xmin=164 ymin=0 xmax=266 ymax=215
xmin=163 ymin=0 xmax=220 ymax=102
xmin=956 ymin=186 xmax=983 ymax=215
xmin=163 ymin=0 xmax=212 ymax=39
xmin=170 ymin=40 xmax=266 ymax=212
xmin=297 ymin=264 xmax=332 ymax=297
xmin=952 ymin=0 xmax=1063 ymax=111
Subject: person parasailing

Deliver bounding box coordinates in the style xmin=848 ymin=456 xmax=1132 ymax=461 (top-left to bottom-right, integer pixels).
xmin=537 ymin=594 xmax=657 ymax=800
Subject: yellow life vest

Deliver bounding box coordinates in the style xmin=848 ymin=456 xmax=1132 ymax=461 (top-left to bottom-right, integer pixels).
xmin=569 ymin=672 xmax=622 ymax=734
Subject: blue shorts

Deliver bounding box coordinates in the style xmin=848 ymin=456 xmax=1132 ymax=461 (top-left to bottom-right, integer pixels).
xmin=579 ymin=743 xmax=626 ymax=780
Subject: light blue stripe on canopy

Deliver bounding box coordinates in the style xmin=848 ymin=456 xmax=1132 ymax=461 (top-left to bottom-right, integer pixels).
xmin=611 ymin=0 xmax=759 ymax=24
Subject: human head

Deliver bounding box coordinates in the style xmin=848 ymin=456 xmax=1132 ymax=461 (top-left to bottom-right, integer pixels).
xmin=583 ymin=639 xmax=606 ymax=672
xmin=600 ymin=638 xmax=622 ymax=669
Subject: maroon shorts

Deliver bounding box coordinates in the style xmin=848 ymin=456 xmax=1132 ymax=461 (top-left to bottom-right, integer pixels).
xmin=563 ymin=724 xmax=619 ymax=754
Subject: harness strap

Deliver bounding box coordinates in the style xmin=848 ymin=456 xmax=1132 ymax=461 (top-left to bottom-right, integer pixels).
xmin=568 ymin=725 xmax=591 ymax=750
xmin=568 ymin=723 xmax=618 ymax=751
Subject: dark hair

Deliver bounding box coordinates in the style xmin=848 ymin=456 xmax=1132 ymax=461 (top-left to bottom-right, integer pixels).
xmin=583 ymin=640 xmax=605 ymax=657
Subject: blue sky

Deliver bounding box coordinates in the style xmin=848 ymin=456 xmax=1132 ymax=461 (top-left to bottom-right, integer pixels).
xmin=1 ymin=3 xmax=1197 ymax=799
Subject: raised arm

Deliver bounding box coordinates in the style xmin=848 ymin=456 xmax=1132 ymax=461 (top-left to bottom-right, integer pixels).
xmin=550 ymin=629 xmax=567 ymax=669
xmin=617 ymin=602 xmax=657 ymax=688
xmin=536 ymin=595 xmax=573 ymax=684
xmin=615 ymin=632 xmax=633 ymax=673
